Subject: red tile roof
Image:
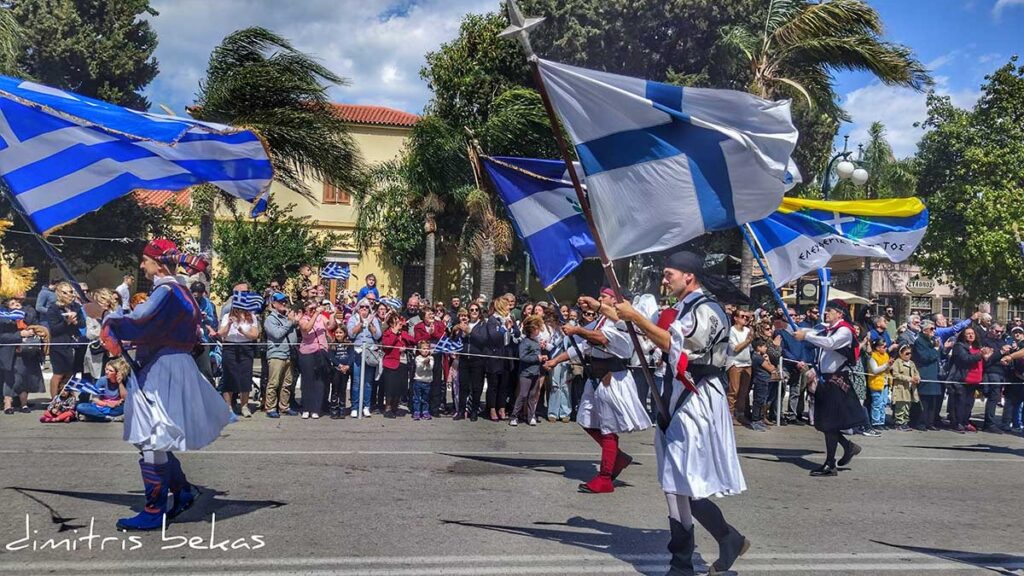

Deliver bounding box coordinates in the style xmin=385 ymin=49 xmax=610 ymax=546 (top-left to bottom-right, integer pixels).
xmin=134 ymin=189 xmax=192 ymax=208
xmin=332 ymin=104 xmax=420 ymax=127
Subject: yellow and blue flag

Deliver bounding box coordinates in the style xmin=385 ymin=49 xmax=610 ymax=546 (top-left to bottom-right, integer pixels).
xmin=747 ymin=197 xmax=928 ymax=286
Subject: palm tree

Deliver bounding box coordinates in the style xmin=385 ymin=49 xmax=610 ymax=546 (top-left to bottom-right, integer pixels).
xmin=830 ymin=122 xmax=917 ymax=200
xmin=719 ymin=0 xmax=932 ymax=294
xmin=0 ymin=7 xmax=21 ymax=75
xmin=190 ymin=27 xmax=365 ymax=255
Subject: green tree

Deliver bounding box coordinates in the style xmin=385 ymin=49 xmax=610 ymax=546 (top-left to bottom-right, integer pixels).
xmin=191 ymin=27 xmax=365 ymax=254
xmin=0 ymin=7 xmax=22 ymax=74
xmin=12 ymin=0 xmax=158 ymax=109
xmin=212 ymin=201 xmax=339 ymax=299
xmin=717 ymin=0 xmax=930 ymax=294
xmin=916 ymin=58 xmax=1024 ymax=302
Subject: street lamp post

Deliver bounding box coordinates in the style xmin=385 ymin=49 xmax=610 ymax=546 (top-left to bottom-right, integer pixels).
xmin=821 ymin=135 xmax=869 ymax=199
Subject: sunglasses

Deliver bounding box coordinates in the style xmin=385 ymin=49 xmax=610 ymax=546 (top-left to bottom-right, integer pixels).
xmin=469 ymin=307 xmax=480 ymax=312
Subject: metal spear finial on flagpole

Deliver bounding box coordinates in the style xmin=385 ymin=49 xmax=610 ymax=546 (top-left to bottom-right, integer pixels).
xmin=498 ymin=0 xmax=669 ymax=429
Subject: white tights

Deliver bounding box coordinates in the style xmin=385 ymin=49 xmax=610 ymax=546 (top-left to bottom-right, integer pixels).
xmin=141 ymin=449 xmax=168 ymax=465
xmin=665 ymin=493 xmax=693 ymax=529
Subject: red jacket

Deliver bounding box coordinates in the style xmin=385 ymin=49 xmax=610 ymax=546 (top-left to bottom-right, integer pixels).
xmin=381 ymin=329 xmax=414 ymax=370
xmin=414 ymin=320 xmax=446 ymax=344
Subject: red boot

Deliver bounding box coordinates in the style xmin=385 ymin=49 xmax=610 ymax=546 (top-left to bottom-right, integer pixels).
xmin=587 ymin=428 xmax=632 ymax=480
xmin=579 ymin=432 xmax=617 ymax=493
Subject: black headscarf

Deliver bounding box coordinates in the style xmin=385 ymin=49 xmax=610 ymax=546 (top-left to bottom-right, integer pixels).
xmin=665 ymin=250 xmax=749 ymax=305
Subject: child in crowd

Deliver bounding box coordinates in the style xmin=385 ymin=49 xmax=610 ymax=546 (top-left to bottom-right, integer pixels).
xmin=511 ymin=315 xmax=547 ymax=427
xmin=749 ymin=339 xmax=773 ymax=432
xmin=76 ymin=358 xmax=130 ymax=422
xmin=889 ymin=344 xmax=920 ymax=431
xmin=40 ymin=386 xmax=77 ymax=423
xmin=412 ymin=341 xmax=433 ymax=421
xmin=867 ymin=338 xmax=892 ymax=431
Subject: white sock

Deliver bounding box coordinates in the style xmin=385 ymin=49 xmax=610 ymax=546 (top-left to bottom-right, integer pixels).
xmin=665 ymin=493 xmax=694 ymax=529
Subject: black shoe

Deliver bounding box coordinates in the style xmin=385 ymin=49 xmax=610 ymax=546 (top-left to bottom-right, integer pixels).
xmin=709 ymin=527 xmax=751 ymax=575
xmin=452 ymin=413 xmax=465 ymax=421
xmin=666 ymin=517 xmax=696 ymax=576
xmin=837 ymin=442 xmax=861 ymax=467
xmin=330 ymin=412 xmax=342 ymax=420
xmin=384 ymin=411 xmax=397 ymax=419
xmin=984 ymin=426 xmax=1005 ymax=435
xmin=809 ymin=464 xmax=837 ymax=477
xmin=470 ymin=415 xmax=479 ymax=422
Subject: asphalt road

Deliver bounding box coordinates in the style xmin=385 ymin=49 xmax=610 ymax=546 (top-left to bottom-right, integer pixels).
xmin=1 ymin=400 xmax=1022 ymax=576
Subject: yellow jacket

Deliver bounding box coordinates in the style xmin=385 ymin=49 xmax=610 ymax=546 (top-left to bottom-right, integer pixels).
xmin=868 ymin=350 xmax=890 ymax=392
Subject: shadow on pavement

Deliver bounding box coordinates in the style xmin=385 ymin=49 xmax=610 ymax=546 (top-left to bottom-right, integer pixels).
xmin=439 ymin=452 xmax=640 ymax=485
xmin=906 ymin=444 xmax=1024 ymax=458
xmin=442 ymin=516 xmax=694 ymax=574
xmin=6 ymin=486 xmax=286 ymax=529
xmin=737 ymin=446 xmax=824 ymax=472
xmin=871 ymin=540 xmax=1024 ymax=575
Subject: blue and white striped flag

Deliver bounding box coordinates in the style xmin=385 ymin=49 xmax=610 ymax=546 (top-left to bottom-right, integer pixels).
xmin=230 ymin=291 xmax=264 ymax=312
xmin=482 ymin=156 xmax=597 ymax=289
xmin=537 ymin=59 xmax=798 ymax=259
xmin=434 ymin=336 xmax=463 ymax=354
xmin=0 ymin=308 xmax=26 ymax=321
xmin=0 ymin=76 xmax=273 ymax=233
xmin=380 ymin=297 xmax=402 ymax=311
xmin=321 ymin=262 xmax=351 ymax=281
xmin=65 ymin=377 xmax=104 ymax=397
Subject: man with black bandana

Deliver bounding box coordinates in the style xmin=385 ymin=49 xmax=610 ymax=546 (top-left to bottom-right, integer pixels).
xmin=617 ymin=251 xmax=749 ymax=576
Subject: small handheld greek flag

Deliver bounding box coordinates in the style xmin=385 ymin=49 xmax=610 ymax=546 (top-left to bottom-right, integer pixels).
xmin=65 ymin=377 xmax=104 ymax=397
xmin=321 ymin=262 xmax=351 ymax=281
xmin=0 ymin=308 xmax=26 ymax=321
xmin=381 ymin=297 xmax=402 ymax=310
xmin=0 ymin=75 xmax=273 ymax=233
xmin=230 ymin=291 xmax=264 ymax=312
xmin=434 ymin=336 xmax=463 ymax=354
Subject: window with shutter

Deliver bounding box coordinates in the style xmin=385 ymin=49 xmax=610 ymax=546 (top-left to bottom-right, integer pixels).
xmin=322 ymin=181 xmax=351 ymax=205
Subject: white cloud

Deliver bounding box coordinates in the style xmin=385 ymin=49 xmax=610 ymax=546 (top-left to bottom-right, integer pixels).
xmin=144 ymin=0 xmax=501 ymax=115
xmin=839 ymin=76 xmax=982 ymax=158
xmin=993 ymin=0 xmax=1024 ymax=17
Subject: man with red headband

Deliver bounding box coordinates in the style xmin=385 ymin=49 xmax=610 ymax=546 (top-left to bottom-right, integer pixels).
xmin=543 ymin=287 xmax=651 ymax=494
xmin=617 ymin=250 xmax=749 ymax=576
xmin=101 ymin=239 xmax=233 ymax=531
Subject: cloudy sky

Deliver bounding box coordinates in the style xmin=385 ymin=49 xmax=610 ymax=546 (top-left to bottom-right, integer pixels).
xmin=145 ymin=0 xmax=1024 ymax=160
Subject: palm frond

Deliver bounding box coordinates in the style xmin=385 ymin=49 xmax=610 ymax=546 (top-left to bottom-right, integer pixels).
xmin=718 ymin=25 xmax=758 ymax=63
xmin=0 ymin=7 xmax=22 ymax=76
xmin=763 ymin=0 xmax=805 ymax=39
xmin=772 ymin=0 xmax=882 ymax=48
xmin=784 ymin=36 xmax=932 ymax=90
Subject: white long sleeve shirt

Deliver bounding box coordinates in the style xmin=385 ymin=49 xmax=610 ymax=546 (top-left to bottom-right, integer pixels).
xmin=803 ymin=322 xmax=854 ymax=374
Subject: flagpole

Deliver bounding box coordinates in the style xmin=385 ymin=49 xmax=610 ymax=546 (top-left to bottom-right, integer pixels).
xmin=521 ymin=57 xmax=668 ymax=427
xmin=1 ymin=179 xmax=88 ymax=302
xmin=741 ymin=224 xmax=797 ymax=330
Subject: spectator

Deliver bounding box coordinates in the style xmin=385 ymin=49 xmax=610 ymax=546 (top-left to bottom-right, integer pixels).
xmin=883 ymin=306 xmax=898 ymax=340
xmin=297 ymin=300 xmax=336 ymax=419
xmin=357 ymin=274 xmax=380 ymax=302
xmin=46 ymin=281 xmax=85 ymax=398
xmin=190 ymin=282 xmax=218 ymax=383
xmin=7 ymin=297 xmax=45 ymax=413
xmin=889 ymin=345 xmax=920 ymax=431
xmin=263 ymin=293 xmax=299 ymax=418
xmin=83 ymin=288 xmax=118 ymax=381
xmin=35 ymin=281 xmax=56 ymax=323
xmin=749 ymin=338 xmax=772 ymax=432
xmin=380 ymin=312 xmax=414 ymax=418
xmin=1001 ymin=326 xmax=1024 ymax=432
xmin=76 ymin=358 xmax=130 ymax=422
xmin=866 ymin=338 xmax=892 ymax=431
xmin=448 ymin=296 xmax=462 ymax=325
xmin=980 ymin=323 xmax=1011 ymax=433
xmin=218 ymin=295 xmax=260 ymax=417
xmin=774 ymin=309 xmax=812 ymax=424
xmin=913 ymin=320 xmax=943 ymax=431
xmin=898 ymin=315 xmax=922 ymax=348
xmin=414 ymin=307 xmax=446 ymax=417
xmin=39 ymin=385 xmax=77 ymax=423
xmin=947 ymin=328 xmax=991 ymax=433
xmin=346 ymin=299 xmax=381 ymax=417
xmin=850 ymin=324 xmax=877 ymax=436
xmin=726 ymin=308 xmax=754 ymax=426
xmin=129 ymin=292 xmax=148 ymax=311
xmin=454 ymin=303 xmax=488 ymax=421
xmin=115 ymin=274 xmax=134 ymax=312
xmin=511 ymin=314 xmax=546 ymax=427
xmin=486 ymin=296 xmax=517 ymax=422
xmin=869 ymin=316 xmax=894 ymax=353
xmin=545 ymin=309 xmax=572 ymax=423
xmin=328 ymin=325 xmax=351 ymax=419
xmin=372 ymin=302 xmax=391 ymax=411
xmin=411 ymin=341 xmax=433 ymax=420
xmin=1 ymin=304 xmax=36 ymax=414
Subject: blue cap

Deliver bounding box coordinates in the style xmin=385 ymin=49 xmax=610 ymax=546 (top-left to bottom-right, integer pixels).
xmin=271 ymin=292 xmax=288 ymax=303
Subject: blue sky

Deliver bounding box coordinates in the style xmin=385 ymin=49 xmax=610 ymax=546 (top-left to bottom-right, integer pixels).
xmin=143 ymin=0 xmax=1024 ymax=160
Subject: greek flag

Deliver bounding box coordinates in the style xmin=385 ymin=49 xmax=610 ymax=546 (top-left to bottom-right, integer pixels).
xmin=536 ymin=59 xmax=798 ymax=259
xmin=321 ymin=262 xmax=351 ymax=281
xmin=230 ymin=291 xmax=265 ymax=312
xmin=747 ymin=197 xmax=929 ymax=286
xmin=380 ymin=297 xmax=403 ymax=311
xmin=65 ymin=377 xmax=104 ymax=397
xmin=482 ymin=156 xmax=597 ymax=289
xmin=434 ymin=336 xmax=463 ymax=354
xmin=0 ymin=308 xmax=25 ymax=321
xmin=0 ymin=76 xmax=273 ymax=233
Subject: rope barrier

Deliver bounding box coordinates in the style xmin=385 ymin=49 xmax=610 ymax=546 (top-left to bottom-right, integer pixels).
xmin=777 ymin=356 xmax=1024 ymax=386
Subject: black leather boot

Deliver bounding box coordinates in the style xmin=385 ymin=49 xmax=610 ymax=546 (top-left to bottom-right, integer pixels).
xmin=691 ymin=498 xmax=750 ymax=574
xmin=665 ymin=517 xmax=696 ymax=576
